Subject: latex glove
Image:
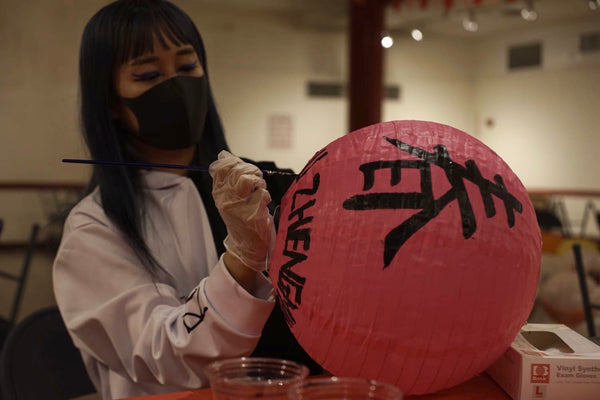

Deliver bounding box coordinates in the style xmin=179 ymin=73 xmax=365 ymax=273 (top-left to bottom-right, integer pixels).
xmin=209 ymin=150 xmax=275 ymax=271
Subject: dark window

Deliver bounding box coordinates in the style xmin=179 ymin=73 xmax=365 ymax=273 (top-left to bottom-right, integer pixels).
xmin=508 ymin=42 xmax=542 ymax=70
xmin=307 ymin=82 xmax=401 ymax=100
xmin=307 ymin=82 xmax=344 ymax=97
xmin=580 ymin=32 xmax=600 ymax=53
xmin=384 ymin=85 xmax=401 ymax=100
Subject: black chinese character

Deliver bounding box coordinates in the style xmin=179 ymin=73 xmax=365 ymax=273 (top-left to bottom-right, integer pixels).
xmin=343 ymin=136 xmax=522 ymax=268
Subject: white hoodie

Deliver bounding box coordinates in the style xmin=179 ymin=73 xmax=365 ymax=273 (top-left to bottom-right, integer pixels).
xmin=53 ymin=170 xmax=275 ymax=400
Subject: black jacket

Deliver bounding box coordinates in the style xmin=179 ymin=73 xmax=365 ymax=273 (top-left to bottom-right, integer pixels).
xmin=193 ymin=159 xmax=323 ymax=375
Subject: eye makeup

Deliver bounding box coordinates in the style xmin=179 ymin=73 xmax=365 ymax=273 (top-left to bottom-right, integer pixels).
xmin=177 ymin=61 xmax=198 ymax=72
xmin=132 ymin=71 xmax=162 ymax=81
xmin=132 ymin=61 xmax=199 ymax=81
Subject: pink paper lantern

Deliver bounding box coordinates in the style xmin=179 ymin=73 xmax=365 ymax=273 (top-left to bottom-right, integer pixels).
xmin=268 ymin=120 xmax=541 ymax=395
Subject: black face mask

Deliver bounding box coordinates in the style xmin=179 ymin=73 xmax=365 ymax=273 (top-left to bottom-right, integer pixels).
xmin=120 ymin=75 xmax=208 ymax=150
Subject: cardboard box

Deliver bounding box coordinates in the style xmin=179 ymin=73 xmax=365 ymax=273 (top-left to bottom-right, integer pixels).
xmin=486 ymin=324 xmax=600 ymax=400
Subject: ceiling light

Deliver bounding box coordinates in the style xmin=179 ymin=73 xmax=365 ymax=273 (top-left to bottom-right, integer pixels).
xmin=521 ymin=1 xmax=538 ymax=21
xmin=411 ymin=29 xmax=423 ymax=41
xmin=462 ymin=10 xmax=479 ymax=32
xmin=381 ymin=34 xmax=393 ymax=48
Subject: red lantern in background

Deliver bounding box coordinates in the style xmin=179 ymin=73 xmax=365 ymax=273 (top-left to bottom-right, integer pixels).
xmin=268 ymin=120 xmax=541 ymax=395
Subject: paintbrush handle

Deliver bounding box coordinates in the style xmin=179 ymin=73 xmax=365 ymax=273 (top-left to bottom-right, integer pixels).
xmin=62 ymin=158 xmax=296 ymax=177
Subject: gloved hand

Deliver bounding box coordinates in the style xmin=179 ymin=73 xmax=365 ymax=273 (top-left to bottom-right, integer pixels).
xmin=209 ymin=150 xmax=275 ymax=272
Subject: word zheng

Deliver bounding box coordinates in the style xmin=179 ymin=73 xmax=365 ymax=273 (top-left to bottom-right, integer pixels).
xmin=275 ymin=149 xmax=327 ymax=326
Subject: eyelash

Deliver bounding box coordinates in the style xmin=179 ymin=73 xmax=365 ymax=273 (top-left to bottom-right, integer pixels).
xmin=133 ymin=62 xmax=199 ymax=81
xmin=178 ymin=62 xmax=198 ymax=72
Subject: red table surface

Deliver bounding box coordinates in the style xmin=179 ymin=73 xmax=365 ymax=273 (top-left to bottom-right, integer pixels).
xmin=123 ymin=373 xmax=510 ymax=400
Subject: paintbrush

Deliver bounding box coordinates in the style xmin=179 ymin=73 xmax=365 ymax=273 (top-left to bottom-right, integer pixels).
xmin=62 ymin=158 xmax=297 ymax=177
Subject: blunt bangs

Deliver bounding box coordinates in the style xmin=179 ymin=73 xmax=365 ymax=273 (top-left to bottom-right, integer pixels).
xmin=112 ymin=0 xmax=204 ymax=66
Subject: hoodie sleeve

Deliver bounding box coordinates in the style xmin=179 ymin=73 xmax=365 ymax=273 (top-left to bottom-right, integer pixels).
xmin=53 ymin=210 xmax=275 ymax=392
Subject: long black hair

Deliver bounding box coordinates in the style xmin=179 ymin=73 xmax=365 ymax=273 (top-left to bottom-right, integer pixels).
xmin=79 ymin=0 xmax=229 ymax=278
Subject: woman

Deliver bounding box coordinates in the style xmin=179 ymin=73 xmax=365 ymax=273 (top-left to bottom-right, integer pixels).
xmin=53 ymin=1 xmax=317 ymax=399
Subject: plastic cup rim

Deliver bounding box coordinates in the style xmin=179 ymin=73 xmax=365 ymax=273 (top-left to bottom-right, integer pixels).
xmin=287 ymin=376 xmax=403 ymax=400
xmin=206 ymin=356 xmax=310 ymax=384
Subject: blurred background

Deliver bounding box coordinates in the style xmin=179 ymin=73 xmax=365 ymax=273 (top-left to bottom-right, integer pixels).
xmin=0 ymin=0 xmax=599 ymax=337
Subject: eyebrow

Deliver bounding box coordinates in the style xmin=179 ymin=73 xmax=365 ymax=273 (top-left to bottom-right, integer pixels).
xmin=129 ymin=47 xmax=197 ymax=66
xmin=130 ymin=56 xmax=159 ymax=66
xmin=176 ymin=47 xmax=196 ymax=57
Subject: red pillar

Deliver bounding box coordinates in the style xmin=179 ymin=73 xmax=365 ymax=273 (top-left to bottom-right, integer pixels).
xmin=349 ymin=0 xmax=385 ymax=132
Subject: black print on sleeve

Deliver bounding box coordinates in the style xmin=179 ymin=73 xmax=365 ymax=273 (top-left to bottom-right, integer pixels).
xmin=343 ymin=136 xmax=523 ymax=268
xmin=182 ymin=287 xmax=208 ymax=334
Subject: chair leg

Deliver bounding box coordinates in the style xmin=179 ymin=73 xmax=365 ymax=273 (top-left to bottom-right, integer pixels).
xmin=9 ymin=224 xmax=40 ymax=325
xmin=573 ymin=243 xmax=597 ymax=337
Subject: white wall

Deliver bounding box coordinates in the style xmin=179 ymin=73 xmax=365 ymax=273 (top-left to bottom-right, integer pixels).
xmin=383 ymin=35 xmax=477 ymax=136
xmin=0 ymin=0 xmax=98 ymax=183
xmin=474 ymin=18 xmax=600 ymax=190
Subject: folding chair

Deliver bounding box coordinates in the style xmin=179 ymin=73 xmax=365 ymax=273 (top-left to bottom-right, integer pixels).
xmin=572 ymin=243 xmax=600 ymax=344
xmin=0 ymin=306 xmax=96 ymax=400
xmin=0 ymin=223 xmax=41 ymax=353
xmin=0 ymin=224 xmax=40 ymax=326
xmin=535 ymin=208 xmax=563 ymax=233
xmin=580 ymin=200 xmax=599 ymax=238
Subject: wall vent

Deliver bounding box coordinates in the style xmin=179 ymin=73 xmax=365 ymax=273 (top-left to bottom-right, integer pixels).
xmin=384 ymin=85 xmax=401 ymax=100
xmin=580 ymin=31 xmax=600 ymax=53
xmin=508 ymin=42 xmax=542 ymax=70
xmin=307 ymin=82 xmax=401 ymax=100
xmin=307 ymin=82 xmax=344 ymax=98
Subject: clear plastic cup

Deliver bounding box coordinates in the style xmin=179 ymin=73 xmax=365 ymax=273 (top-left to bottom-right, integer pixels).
xmin=206 ymin=357 xmax=310 ymax=400
xmin=287 ymin=377 xmax=403 ymax=400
